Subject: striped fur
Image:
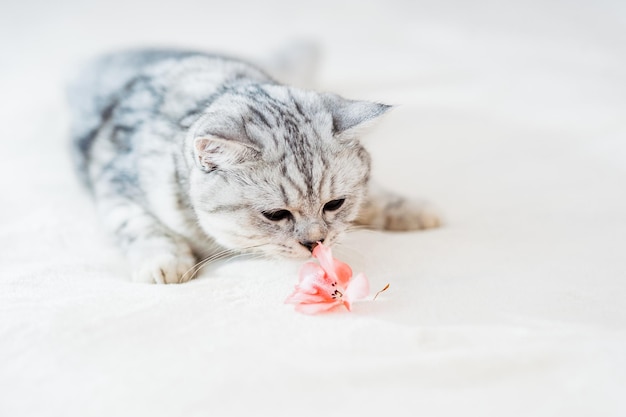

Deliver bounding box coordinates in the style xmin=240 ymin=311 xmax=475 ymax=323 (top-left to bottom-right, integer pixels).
xmin=68 ymin=48 xmax=438 ymax=284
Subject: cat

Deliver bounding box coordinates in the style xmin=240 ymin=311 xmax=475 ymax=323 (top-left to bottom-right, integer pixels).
xmin=68 ymin=47 xmax=440 ymax=284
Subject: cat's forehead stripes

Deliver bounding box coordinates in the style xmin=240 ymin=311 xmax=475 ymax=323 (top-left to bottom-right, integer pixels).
xmin=206 ymin=84 xmax=337 ymax=206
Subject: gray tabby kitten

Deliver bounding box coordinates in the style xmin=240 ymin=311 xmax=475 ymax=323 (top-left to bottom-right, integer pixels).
xmin=68 ymin=48 xmax=439 ymax=284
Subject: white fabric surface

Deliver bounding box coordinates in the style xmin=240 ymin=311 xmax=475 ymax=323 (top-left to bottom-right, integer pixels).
xmin=1 ymin=1 xmax=625 ymax=416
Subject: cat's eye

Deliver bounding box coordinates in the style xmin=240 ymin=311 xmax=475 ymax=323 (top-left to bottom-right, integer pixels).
xmin=323 ymin=198 xmax=345 ymax=212
xmin=262 ymin=209 xmax=293 ymax=221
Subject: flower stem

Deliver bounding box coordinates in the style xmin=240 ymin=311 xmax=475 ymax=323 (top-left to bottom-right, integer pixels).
xmin=373 ymin=283 xmax=390 ymax=301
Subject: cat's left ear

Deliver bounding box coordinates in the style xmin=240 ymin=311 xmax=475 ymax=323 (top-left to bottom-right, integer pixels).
xmin=323 ymin=94 xmax=392 ymax=138
xmin=194 ymin=136 xmax=260 ymax=172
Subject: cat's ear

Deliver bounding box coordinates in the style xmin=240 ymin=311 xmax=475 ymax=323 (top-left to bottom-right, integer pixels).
xmin=323 ymin=94 xmax=392 ymax=138
xmin=194 ymin=136 xmax=260 ymax=172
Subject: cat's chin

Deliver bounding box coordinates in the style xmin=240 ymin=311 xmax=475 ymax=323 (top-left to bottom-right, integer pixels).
xmin=262 ymin=246 xmax=315 ymax=260
xmin=270 ymin=250 xmax=313 ymax=260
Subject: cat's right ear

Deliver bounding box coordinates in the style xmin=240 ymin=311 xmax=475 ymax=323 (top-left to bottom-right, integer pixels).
xmin=323 ymin=94 xmax=392 ymax=139
xmin=194 ymin=136 xmax=260 ymax=172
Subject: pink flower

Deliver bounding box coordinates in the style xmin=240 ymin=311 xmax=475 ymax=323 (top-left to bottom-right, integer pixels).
xmin=285 ymin=242 xmax=370 ymax=314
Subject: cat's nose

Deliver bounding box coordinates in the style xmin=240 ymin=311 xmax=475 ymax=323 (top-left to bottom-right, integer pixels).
xmin=300 ymin=239 xmax=324 ymax=253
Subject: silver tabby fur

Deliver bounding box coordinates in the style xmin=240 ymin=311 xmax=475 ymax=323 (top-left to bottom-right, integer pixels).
xmin=68 ymin=48 xmax=440 ymax=284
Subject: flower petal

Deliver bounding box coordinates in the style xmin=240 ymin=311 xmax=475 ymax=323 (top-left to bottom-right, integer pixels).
xmin=312 ymin=242 xmax=353 ymax=285
xmin=288 ymin=242 xmax=369 ymax=315
xmin=343 ymin=272 xmax=370 ymax=303
xmin=296 ymin=260 xmax=339 ymax=298
xmin=312 ymin=243 xmax=335 ymax=276
xmin=333 ymin=259 xmax=353 ymax=287
xmin=296 ymin=262 xmax=327 ymax=293
xmin=285 ymin=289 xmax=332 ymax=304
xmin=294 ymin=300 xmax=342 ymax=315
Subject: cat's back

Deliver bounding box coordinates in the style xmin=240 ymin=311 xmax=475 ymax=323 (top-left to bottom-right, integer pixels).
xmin=68 ymin=48 xmax=270 ymax=128
xmin=68 ymin=48 xmax=272 ymax=182
xmin=68 ymin=49 xmax=201 ymax=124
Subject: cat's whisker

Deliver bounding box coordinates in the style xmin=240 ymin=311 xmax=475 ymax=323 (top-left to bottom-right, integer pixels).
xmin=181 ymin=248 xmax=238 ymax=282
xmin=345 ymin=230 xmax=386 ymax=240
xmin=183 ymin=245 xmax=256 ymax=280
xmin=332 ymin=241 xmax=368 ymax=264
xmin=345 ymin=224 xmax=385 ymax=235
xmin=182 ymin=243 xmax=273 ymax=281
xmin=223 ymin=252 xmax=267 ymax=265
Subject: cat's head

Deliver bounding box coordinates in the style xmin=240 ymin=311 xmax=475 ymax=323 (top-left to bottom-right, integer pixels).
xmin=187 ymin=84 xmax=390 ymax=258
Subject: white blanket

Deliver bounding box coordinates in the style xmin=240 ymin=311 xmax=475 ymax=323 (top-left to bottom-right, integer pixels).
xmin=1 ymin=0 xmax=624 ymax=415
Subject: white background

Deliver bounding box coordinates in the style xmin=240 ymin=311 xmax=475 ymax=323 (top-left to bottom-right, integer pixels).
xmin=1 ymin=0 xmax=625 ymax=416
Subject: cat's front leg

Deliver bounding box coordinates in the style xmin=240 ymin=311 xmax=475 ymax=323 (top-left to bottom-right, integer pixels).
xmin=127 ymin=232 xmax=197 ymax=284
xmin=96 ymin=195 xmax=197 ymax=284
xmin=355 ymin=185 xmax=442 ymax=231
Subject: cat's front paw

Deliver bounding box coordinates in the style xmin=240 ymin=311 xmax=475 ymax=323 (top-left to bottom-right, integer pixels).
xmin=131 ymin=245 xmax=197 ymax=284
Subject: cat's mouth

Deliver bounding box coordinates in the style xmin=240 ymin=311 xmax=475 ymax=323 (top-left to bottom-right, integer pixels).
xmin=285 ymin=237 xmax=338 ymax=259
xmin=278 ymin=245 xmax=317 ymax=260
